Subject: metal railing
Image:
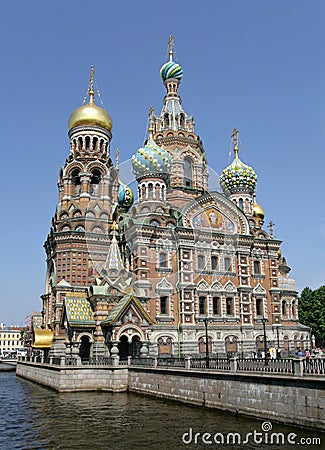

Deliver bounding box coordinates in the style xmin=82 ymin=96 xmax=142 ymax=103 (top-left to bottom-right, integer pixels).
xmin=82 ymin=357 xmax=113 ymax=366
xmin=157 ymin=357 xmax=186 ymax=368
xmin=190 ymin=357 xmax=230 ymax=370
xmin=237 ymin=358 xmax=295 ymax=374
xmin=17 ymin=355 xmax=325 ymax=377
xmin=130 ymin=357 xmax=155 ymax=367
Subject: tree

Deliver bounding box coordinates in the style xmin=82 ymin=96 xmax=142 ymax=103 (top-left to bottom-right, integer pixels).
xmin=299 ymin=286 xmax=325 ymax=346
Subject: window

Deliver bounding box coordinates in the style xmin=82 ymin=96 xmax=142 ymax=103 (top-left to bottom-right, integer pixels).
xmin=224 ymin=257 xmax=232 ymax=272
xmin=197 ymin=255 xmax=204 ymax=270
xmin=213 ymin=297 xmax=220 ymax=315
xmin=282 ymin=300 xmax=287 ymax=317
xmin=184 ymin=158 xmax=193 ymax=188
xmin=254 ymin=261 xmax=261 ymax=274
xmin=256 ymin=298 xmax=263 ymax=316
xmin=239 ymin=198 xmax=243 ymax=209
xmin=160 ymin=296 xmax=168 ymax=315
xmin=226 ymin=297 xmax=233 ymax=316
xmin=199 ymin=296 xmax=206 ymax=315
xmin=159 ymin=253 xmax=167 ymax=268
xmin=211 ymin=256 xmax=218 ymax=271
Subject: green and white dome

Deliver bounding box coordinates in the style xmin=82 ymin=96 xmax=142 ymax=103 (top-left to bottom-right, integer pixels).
xmin=220 ymin=155 xmax=257 ymax=195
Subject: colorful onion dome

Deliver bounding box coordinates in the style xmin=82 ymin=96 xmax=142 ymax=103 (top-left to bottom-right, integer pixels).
xmin=131 ymin=139 xmax=171 ymax=179
xmin=160 ymin=61 xmax=183 ymax=81
xmin=118 ymin=182 xmax=134 ymax=210
xmin=220 ymin=156 xmax=257 ymax=195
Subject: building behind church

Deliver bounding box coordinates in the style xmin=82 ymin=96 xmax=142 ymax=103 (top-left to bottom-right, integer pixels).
xmin=40 ymin=38 xmax=309 ymax=360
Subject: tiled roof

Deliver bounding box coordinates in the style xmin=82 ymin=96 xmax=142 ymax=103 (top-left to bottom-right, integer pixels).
xmin=65 ymin=296 xmax=95 ymax=327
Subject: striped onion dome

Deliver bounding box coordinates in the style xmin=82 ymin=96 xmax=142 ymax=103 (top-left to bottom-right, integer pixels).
xmin=160 ymin=60 xmax=183 ymax=81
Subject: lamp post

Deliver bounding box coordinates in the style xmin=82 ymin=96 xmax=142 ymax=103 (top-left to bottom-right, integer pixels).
xmin=196 ymin=317 xmax=213 ymax=368
xmin=261 ymin=317 xmax=268 ymax=366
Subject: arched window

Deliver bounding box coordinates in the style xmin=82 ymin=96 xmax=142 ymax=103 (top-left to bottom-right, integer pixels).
xmin=179 ymin=113 xmax=185 ymax=128
xmin=256 ymin=298 xmax=263 ymax=316
xmin=90 ymin=169 xmax=101 ymax=196
xmin=213 ymin=297 xmax=220 ymax=315
xmin=282 ymin=300 xmax=287 ymax=317
xmin=226 ymin=297 xmax=233 ymax=316
xmin=199 ymin=296 xmax=206 ymax=315
xmin=211 ymin=256 xmax=218 ymax=271
xmin=239 ymin=198 xmax=243 ymax=210
xmin=148 ymin=183 xmax=154 ymax=198
xmin=164 ymin=113 xmax=170 ymax=128
xmin=160 ymin=296 xmax=168 ymax=315
xmin=159 ymin=252 xmax=167 ymax=267
xmin=197 ymin=255 xmax=204 ymax=270
xmin=71 ymin=169 xmax=81 ymax=196
xmin=184 ymin=158 xmax=193 ymax=188
xmin=224 ymin=257 xmax=232 ymax=272
xmin=254 ymin=261 xmax=261 ymax=274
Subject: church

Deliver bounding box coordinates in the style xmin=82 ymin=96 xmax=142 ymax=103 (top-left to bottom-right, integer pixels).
xmin=41 ymin=37 xmax=309 ymax=360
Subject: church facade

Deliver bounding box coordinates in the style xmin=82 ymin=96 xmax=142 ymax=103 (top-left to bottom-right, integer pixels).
xmin=41 ymin=39 xmax=309 ymax=359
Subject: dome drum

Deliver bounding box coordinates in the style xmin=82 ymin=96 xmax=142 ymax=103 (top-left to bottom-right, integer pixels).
xmin=68 ymin=125 xmax=112 ymax=141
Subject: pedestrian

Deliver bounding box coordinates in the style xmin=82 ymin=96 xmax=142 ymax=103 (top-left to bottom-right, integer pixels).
xmin=276 ymin=347 xmax=282 ymax=360
xmin=305 ymin=349 xmax=311 ymax=364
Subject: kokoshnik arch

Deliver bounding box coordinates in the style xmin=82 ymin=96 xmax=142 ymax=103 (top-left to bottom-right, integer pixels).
xmin=41 ymin=37 xmax=309 ymax=360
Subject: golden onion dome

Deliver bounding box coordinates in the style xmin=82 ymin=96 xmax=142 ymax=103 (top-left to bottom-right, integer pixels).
xmin=253 ymin=195 xmax=265 ymax=220
xmin=68 ymin=90 xmax=112 ymax=132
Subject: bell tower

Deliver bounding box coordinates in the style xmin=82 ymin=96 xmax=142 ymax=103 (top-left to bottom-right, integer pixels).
xmin=42 ymin=67 xmax=119 ymax=335
xmin=152 ymin=36 xmax=209 ymax=205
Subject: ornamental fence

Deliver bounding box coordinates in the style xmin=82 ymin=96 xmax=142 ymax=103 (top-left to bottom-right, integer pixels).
xmin=18 ymin=355 xmax=325 ymax=377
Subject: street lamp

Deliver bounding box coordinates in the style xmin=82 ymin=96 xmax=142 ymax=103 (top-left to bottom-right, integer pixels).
xmin=260 ymin=317 xmax=268 ymax=366
xmin=196 ymin=317 xmax=213 ymax=368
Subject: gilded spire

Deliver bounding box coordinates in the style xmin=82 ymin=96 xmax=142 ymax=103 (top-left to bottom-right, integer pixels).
xmin=168 ymin=35 xmax=174 ymax=61
xmin=89 ymin=65 xmax=95 ymax=104
xmin=148 ymin=106 xmax=154 ymax=139
xmin=232 ymin=128 xmax=239 ymax=159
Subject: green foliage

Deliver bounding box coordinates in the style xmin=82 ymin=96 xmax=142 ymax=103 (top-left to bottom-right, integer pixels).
xmin=299 ymin=286 xmax=325 ymax=345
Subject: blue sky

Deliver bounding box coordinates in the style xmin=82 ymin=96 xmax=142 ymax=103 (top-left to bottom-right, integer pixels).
xmin=0 ymin=0 xmax=324 ymax=326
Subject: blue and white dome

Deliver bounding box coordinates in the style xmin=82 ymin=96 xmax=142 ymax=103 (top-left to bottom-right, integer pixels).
xmin=118 ymin=182 xmax=134 ymax=210
xmin=131 ymin=139 xmax=171 ymax=179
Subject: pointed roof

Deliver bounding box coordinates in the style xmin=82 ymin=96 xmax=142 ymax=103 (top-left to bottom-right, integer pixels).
xmin=104 ymin=223 xmax=124 ymax=273
xmin=101 ymin=294 xmax=154 ymax=326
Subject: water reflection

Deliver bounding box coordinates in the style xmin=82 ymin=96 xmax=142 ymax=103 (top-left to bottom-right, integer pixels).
xmin=0 ymin=372 xmax=323 ymax=449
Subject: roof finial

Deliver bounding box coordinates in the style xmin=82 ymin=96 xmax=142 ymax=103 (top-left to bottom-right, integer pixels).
xmin=231 ymin=128 xmax=239 ymax=158
xmin=168 ymin=35 xmax=174 ymax=62
xmin=268 ymin=220 xmax=275 ymax=239
xmin=148 ymin=106 xmax=154 ymax=139
xmin=115 ymin=148 xmax=119 ymax=169
xmin=89 ymin=65 xmax=95 ymax=104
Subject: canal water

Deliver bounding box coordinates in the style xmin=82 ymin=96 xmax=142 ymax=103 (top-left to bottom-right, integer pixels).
xmin=0 ymin=370 xmax=323 ymax=449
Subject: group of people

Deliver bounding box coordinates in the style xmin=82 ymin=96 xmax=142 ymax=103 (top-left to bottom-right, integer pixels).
xmin=296 ymin=347 xmax=323 ymax=360
xmin=252 ymin=347 xmax=282 ymax=360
